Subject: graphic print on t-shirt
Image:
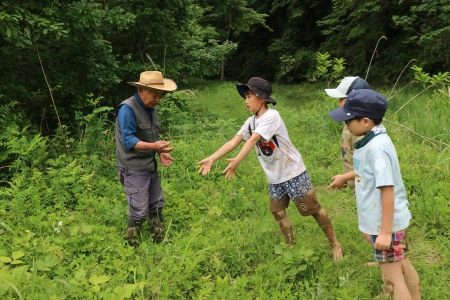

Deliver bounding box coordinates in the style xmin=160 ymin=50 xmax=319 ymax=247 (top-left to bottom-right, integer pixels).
xmin=237 ymin=108 xmax=306 ymax=184
xmin=256 ymin=135 xmax=279 ymax=157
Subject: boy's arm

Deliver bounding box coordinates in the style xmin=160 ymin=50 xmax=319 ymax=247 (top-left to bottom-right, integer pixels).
xmin=328 ymin=170 xmax=355 ymax=189
xmin=374 ymin=185 xmax=394 ymax=250
xmin=197 ymin=135 xmax=244 ymax=176
xmin=223 ymin=132 xmax=261 ymax=179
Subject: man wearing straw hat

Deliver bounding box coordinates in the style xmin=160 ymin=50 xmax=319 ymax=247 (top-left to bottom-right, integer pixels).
xmin=116 ymin=71 xmax=177 ymax=246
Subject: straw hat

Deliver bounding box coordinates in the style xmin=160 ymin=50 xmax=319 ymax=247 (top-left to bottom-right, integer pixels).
xmin=127 ymin=71 xmax=177 ymax=91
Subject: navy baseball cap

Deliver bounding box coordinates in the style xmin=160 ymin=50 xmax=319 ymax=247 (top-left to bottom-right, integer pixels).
xmin=328 ymin=89 xmax=388 ymax=121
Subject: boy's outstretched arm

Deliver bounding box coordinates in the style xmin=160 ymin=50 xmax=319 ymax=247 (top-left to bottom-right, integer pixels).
xmin=328 ymin=171 xmax=355 ymax=189
xmin=374 ymin=185 xmax=394 ymax=251
xmin=197 ymin=135 xmax=244 ymax=176
xmin=223 ymin=133 xmax=261 ymax=180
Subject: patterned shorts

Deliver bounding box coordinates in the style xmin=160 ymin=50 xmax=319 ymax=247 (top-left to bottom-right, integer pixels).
xmin=268 ymin=171 xmax=321 ymax=216
xmin=370 ymin=230 xmax=409 ymax=263
xmin=268 ymin=171 xmax=313 ymax=201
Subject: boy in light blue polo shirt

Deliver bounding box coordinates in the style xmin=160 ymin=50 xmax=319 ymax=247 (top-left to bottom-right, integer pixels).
xmin=327 ymin=89 xmax=420 ymax=299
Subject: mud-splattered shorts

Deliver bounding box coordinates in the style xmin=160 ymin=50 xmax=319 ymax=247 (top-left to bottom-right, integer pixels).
xmin=268 ymin=171 xmax=322 ymax=216
xmin=370 ymin=230 xmax=409 ymax=263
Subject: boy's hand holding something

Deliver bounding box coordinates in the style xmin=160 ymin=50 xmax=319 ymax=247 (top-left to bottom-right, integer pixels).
xmin=374 ymin=232 xmax=392 ymax=251
xmin=197 ymin=157 xmax=214 ymax=176
xmin=328 ymin=170 xmax=355 ymax=190
xmin=328 ymin=175 xmax=348 ymax=189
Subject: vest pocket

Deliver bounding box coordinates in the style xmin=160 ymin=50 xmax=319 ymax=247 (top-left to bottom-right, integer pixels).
xmin=138 ymin=124 xmax=151 ymax=129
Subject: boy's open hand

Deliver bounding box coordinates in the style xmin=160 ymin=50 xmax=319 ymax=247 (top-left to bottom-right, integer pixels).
xmin=223 ymin=158 xmax=239 ymax=180
xmin=328 ymin=174 xmax=348 ymax=190
xmin=374 ymin=232 xmax=392 ymax=251
xmin=197 ymin=157 xmax=214 ymax=176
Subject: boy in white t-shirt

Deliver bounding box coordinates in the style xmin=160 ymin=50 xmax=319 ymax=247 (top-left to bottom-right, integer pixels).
xmin=328 ymin=89 xmax=420 ymax=299
xmin=197 ymin=77 xmax=343 ymax=262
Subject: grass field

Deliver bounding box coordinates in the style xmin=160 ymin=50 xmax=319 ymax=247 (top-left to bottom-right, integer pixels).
xmin=0 ymin=79 xmax=449 ymax=299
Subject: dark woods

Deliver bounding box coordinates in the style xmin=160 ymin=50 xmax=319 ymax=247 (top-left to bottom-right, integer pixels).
xmin=1 ymin=0 xmax=449 ymax=131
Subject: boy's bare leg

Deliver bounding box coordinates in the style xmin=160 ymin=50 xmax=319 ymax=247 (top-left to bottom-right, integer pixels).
xmin=378 ymin=258 xmax=420 ymax=300
xmin=311 ymin=208 xmax=343 ymax=262
xmin=294 ymin=189 xmax=343 ymax=262
xmin=272 ymin=210 xmax=296 ymax=245
xmin=401 ymin=258 xmax=420 ymax=299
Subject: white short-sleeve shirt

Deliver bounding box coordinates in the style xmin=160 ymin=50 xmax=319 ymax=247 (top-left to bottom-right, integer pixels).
xmin=237 ymin=108 xmax=306 ymax=184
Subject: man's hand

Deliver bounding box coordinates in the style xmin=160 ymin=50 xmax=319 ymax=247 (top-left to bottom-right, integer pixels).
xmin=327 ymin=174 xmax=348 ymax=189
xmin=159 ymin=153 xmax=174 ymax=167
xmin=154 ymin=141 xmax=173 ymax=153
xmin=197 ymin=157 xmax=214 ymax=176
xmin=223 ymin=158 xmax=239 ymax=180
xmin=374 ymin=232 xmax=392 ymax=251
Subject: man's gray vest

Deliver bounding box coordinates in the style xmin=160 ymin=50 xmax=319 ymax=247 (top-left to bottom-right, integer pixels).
xmin=115 ymin=96 xmax=160 ymax=171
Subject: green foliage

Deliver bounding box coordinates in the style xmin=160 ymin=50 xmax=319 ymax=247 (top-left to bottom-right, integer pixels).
xmin=0 ymin=2 xmax=68 ymax=47
xmin=2 ymin=80 xmax=449 ymax=298
xmin=392 ymin=0 xmax=450 ymax=72
xmin=73 ymin=94 xmax=114 ymax=156
xmin=0 ymin=0 xmax=240 ymax=132
xmin=313 ymin=52 xmax=346 ymax=86
xmin=411 ymin=65 xmax=450 ymax=90
xmin=317 ymin=0 xmax=417 ymax=84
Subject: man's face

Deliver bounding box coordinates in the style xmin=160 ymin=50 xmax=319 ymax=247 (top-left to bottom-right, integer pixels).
xmin=140 ymin=89 xmax=164 ymax=108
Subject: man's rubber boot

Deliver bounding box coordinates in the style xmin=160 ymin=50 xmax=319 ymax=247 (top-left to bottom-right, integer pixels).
xmin=149 ymin=212 xmax=165 ymax=244
xmin=126 ymin=218 xmax=143 ymax=248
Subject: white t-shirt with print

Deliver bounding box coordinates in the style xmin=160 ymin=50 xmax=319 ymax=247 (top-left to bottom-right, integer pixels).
xmin=236 ymin=108 xmax=306 ymax=184
xmin=353 ymin=125 xmax=411 ymax=235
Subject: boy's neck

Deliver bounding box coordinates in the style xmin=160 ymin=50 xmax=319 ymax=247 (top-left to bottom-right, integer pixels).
xmin=363 ymin=122 xmax=377 ymax=134
xmin=255 ymin=105 xmax=269 ymax=118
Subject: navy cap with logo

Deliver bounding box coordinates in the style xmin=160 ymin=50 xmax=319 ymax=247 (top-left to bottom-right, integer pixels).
xmin=237 ymin=77 xmax=277 ymax=105
xmin=328 ymin=89 xmax=388 ymax=122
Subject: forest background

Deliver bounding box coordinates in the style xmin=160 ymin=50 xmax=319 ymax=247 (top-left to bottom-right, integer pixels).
xmin=2 ymin=0 xmax=450 ymax=131
xmin=1 ymin=0 xmax=450 ymax=299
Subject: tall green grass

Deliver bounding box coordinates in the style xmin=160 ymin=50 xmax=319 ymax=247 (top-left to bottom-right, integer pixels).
xmin=0 ymin=80 xmax=448 ymax=298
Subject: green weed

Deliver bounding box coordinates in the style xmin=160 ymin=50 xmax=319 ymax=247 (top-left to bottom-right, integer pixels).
xmin=0 ymin=79 xmax=448 ymax=298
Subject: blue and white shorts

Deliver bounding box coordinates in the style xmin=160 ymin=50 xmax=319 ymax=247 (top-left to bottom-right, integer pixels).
xmin=269 ymin=171 xmax=321 ymax=216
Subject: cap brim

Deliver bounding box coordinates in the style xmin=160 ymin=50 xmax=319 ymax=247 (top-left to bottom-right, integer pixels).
xmin=325 ymin=88 xmax=347 ymax=98
xmin=127 ymin=79 xmax=177 ymax=91
xmin=328 ymin=107 xmax=356 ymax=122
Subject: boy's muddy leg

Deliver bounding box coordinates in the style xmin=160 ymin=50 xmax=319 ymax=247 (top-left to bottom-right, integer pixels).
xmin=311 ymin=208 xmax=343 ymax=262
xmin=295 ymin=189 xmax=343 ymax=262
xmin=272 ymin=209 xmax=296 ymax=245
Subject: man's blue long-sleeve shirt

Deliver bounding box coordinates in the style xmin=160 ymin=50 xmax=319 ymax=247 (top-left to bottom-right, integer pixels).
xmin=117 ymin=93 xmax=155 ymax=151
